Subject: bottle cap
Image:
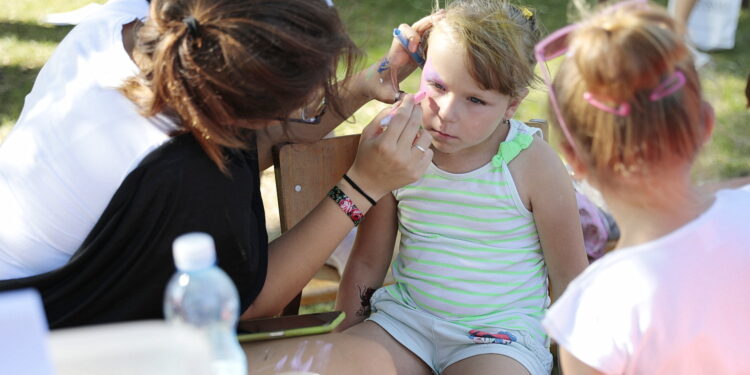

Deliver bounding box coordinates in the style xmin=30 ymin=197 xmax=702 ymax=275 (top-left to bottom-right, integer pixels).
xmin=172 ymin=232 xmax=217 ymax=271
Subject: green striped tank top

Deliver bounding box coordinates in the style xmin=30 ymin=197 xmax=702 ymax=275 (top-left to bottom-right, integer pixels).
xmin=388 ymin=119 xmax=550 ymax=340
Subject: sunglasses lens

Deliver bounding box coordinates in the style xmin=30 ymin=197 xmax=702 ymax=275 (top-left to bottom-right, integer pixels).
xmin=544 ymin=36 xmax=569 ymax=61
xmin=537 ymin=24 xmax=577 ymax=62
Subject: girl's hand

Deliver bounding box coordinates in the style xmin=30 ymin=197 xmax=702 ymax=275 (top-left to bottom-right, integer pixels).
xmin=346 ymin=94 xmax=433 ymax=200
xmin=362 ymin=11 xmax=445 ymax=104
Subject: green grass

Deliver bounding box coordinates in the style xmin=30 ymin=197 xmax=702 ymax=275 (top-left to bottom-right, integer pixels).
xmin=0 ymin=0 xmax=101 ymax=137
xmin=1 ymin=0 xmax=748 ymax=179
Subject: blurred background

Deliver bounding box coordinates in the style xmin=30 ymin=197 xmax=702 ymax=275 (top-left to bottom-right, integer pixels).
xmin=1 ymin=0 xmax=748 ymax=186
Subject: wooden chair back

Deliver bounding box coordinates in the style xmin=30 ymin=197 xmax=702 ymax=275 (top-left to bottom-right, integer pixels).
xmin=274 ymin=134 xmax=361 ymax=233
xmin=272 ymin=134 xmax=360 ymax=314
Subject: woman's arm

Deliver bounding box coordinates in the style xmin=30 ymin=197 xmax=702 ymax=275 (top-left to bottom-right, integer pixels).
xmin=254 ymin=69 xmax=378 ymax=170
xmin=242 ymin=95 xmax=433 ymax=319
xmin=522 ymin=141 xmax=589 ymax=301
xmin=255 ymin=13 xmax=442 ymax=170
xmin=335 ymin=193 xmax=399 ymax=331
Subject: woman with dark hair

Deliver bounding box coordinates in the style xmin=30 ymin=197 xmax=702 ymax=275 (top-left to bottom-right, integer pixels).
xmin=0 ymin=0 xmax=434 ymax=371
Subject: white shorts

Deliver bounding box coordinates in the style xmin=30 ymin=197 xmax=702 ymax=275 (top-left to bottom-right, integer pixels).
xmin=367 ymin=288 xmax=552 ymax=374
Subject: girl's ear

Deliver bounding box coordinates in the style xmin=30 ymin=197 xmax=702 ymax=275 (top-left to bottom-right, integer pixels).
xmin=503 ymin=88 xmax=529 ymax=120
xmin=560 ymin=140 xmax=588 ymax=181
xmin=701 ymin=100 xmax=715 ymax=145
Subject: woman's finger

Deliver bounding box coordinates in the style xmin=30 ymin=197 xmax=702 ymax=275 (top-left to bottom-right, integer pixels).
xmin=395 ymin=23 xmax=420 ymax=53
xmin=396 ymin=97 xmax=423 ymax=150
xmin=389 ymin=68 xmax=399 ymax=94
xmin=361 ymin=104 xmax=398 ymax=140
xmin=361 ymin=98 xmax=408 ymax=144
xmin=393 ymin=25 xmax=424 ymax=66
xmin=412 ymin=127 xmax=433 ymax=154
xmin=412 ymin=9 xmax=445 ymax=34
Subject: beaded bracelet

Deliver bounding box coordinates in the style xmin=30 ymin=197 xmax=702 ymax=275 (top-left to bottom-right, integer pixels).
xmin=328 ymin=185 xmax=364 ymax=226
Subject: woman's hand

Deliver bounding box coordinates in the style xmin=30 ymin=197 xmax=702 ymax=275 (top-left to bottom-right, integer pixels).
xmin=346 ymin=94 xmax=433 ymax=200
xmin=359 ymin=11 xmax=445 ymax=104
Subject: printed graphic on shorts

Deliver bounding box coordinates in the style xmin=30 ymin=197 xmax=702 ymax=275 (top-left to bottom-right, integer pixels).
xmin=467 ymin=329 xmax=517 ymax=345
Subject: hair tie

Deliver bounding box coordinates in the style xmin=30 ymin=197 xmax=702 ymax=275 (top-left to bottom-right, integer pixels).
xmin=521 ymin=7 xmax=533 ymax=19
xmin=182 ymin=15 xmax=200 ymax=38
xmin=649 ymin=71 xmax=686 ymax=102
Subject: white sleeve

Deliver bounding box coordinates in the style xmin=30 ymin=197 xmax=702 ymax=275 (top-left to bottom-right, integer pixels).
xmin=542 ymin=270 xmax=632 ymax=374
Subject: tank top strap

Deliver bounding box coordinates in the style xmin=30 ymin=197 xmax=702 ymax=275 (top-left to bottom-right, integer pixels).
xmin=492 ymin=120 xmax=539 ymax=166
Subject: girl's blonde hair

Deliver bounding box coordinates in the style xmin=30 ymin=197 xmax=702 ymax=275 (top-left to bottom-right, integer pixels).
xmin=432 ymin=0 xmax=542 ymax=97
xmin=552 ymin=3 xmax=705 ymax=176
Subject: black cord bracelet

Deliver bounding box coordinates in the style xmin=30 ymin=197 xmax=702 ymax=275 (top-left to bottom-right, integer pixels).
xmin=342 ymin=174 xmax=377 ymax=206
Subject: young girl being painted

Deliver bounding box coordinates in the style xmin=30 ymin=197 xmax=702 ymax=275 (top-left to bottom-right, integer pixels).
xmin=336 ymin=1 xmax=588 ymax=374
xmin=538 ymin=1 xmax=750 ymax=374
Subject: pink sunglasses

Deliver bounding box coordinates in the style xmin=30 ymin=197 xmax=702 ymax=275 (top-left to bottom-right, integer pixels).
xmin=534 ymin=0 xmax=686 ymax=154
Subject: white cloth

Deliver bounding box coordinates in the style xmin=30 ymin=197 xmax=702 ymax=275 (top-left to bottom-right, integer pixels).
xmin=543 ymin=188 xmax=750 ymax=374
xmin=668 ymin=0 xmax=742 ymax=51
xmin=43 ymin=3 xmax=104 ymax=26
xmin=0 ymin=289 xmax=54 ymax=375
xmin=0 ymin=0 xmax=170 ymax=280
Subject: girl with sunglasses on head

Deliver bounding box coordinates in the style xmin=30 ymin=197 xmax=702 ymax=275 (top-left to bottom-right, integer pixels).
xmin=336 ymin=1 xmax=589 ymax=374
xmin=538 ymin=1 xmax=750 ymax=374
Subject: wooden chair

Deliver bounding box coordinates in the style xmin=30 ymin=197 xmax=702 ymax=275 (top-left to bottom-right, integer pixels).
xmin=273 ymin=134 xmax=361 ymax=315
xmin=272 ymin=120 xmax=549 ymax=315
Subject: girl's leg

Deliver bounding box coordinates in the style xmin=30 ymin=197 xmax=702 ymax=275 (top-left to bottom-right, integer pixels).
xmin=442 ymin=354 xmax=530 ymax=375
xmin=243 ymin=331 xmax=396 ymax=374
xmin=346 ymin=321 xmax=433 ymax=375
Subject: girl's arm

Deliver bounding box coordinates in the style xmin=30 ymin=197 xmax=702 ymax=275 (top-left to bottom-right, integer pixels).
xmin=521 ymin=140 xmax=589 ymax=301
xmin=255 ymin=12 xmax=442 ymax=170
xmin=335 ymin=193 xmax=399 ymax=331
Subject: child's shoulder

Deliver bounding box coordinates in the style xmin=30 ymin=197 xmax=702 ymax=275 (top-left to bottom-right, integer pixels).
xmin=506 ymin=124 xmax=565 ymax=183
xmin=504 ymin=121 xmax=571 ymax=208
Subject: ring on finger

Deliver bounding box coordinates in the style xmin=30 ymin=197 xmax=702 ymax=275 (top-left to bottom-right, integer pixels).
xmin=414 ymin=145 xmax=427 ymax=153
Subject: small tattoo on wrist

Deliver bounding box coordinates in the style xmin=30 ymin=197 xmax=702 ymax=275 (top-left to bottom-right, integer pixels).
xmin=377 ymin=58 xmax=391 ymax=73
xmin=356 ymin=285 xmax=377 ymax=317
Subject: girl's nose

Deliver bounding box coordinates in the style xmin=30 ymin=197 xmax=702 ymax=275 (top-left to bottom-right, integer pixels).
xmin=432 ymin=94 xmax=460 ymax=125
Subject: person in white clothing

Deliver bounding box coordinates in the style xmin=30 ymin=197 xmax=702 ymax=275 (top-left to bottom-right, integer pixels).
xmin=0 ymin=0 xmax=441 ymax=372
xmin=535 ymin=1 xmax=750 ymax=374
xmin=0 ymin=0 xmax=162 ymax=280
xmin=0 ymin=0 xmax=428 ymax=281
xmin=337 ymin=1 xmax=589 ymax=374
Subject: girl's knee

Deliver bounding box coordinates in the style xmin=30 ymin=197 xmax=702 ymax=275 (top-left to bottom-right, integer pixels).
xmin=331 ymin=333 xmax=397 ymax=374
xmin=243 ymin=332 xmax=395 ymax=375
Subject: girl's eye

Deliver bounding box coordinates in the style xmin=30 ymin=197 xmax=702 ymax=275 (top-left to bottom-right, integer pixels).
xmin=429 ymin=81 xmax=446 ymax=91
xmin=468 ymin=97 xmax=486 ymax=105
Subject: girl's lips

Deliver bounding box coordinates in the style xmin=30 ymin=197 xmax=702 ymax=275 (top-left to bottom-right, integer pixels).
xmin=429 ymin=129 xmax=456 ymax=139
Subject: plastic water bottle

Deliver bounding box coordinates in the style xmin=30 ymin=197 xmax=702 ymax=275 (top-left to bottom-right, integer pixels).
xmin=164 ymin=232 xmax=247 ymax=375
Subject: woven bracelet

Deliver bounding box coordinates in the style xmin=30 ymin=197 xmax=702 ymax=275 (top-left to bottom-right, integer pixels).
xmin=327 ymin=185 xmax=364 ymax=226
